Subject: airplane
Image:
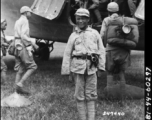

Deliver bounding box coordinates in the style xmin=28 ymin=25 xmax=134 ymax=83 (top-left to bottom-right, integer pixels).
xmin=1 ymin=0 xmax=144 ymax=60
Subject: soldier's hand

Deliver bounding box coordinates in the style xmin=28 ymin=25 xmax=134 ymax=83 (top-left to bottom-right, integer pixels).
xmin=8 ymin=39 xmax=13 ymax=44
xmin=33 ymin=43 xmax=39 ymax=51
xmin=2 ymin=43 xmax=9 ymax=47
xmin=26 ymin=45 xmax=33 ymax=51
xmin=26 ymin=46 xmax=34 ymax=56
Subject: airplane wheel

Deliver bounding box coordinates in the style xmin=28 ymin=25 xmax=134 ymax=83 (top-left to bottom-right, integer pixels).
xmin=39 ymin=46 xmax=50 ymax=61
xmin=35 ymin=43 xmax=50 ymax=61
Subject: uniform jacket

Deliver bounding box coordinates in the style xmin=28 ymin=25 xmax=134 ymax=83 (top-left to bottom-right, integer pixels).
xmin=61 ymin=26 xmax=105 ymax=75
xmin=14 ymin=15 xmax=32 ymax=47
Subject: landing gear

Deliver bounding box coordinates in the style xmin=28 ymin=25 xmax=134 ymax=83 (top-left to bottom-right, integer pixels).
xmin=34 ymin=39 xmax=55 ymax=61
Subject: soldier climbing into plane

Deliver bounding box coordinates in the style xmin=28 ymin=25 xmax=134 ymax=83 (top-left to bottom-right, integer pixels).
xmin=13 ymin=6 xmax=39 ymax=96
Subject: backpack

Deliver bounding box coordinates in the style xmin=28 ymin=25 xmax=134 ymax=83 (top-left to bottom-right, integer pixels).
xmin=106 ymin=16 xmax=139 ymax=49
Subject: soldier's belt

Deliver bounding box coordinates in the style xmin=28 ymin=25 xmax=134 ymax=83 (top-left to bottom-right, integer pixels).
xmin=72 ymin=55 xmax=91 ymax=60
xmin=15 ymin=37 xmax=21 ymax=39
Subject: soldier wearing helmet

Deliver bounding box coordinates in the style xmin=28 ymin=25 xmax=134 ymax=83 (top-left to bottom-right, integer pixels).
xmin=13 ymin=6 xmax=38 ymax=95
xmin=1 ymin=19 xmax=9 ymax=85
xmin=61 ymin=8 xmax=105 ymax=120
xmin=100 ymin=2 xmax=138 ymax=100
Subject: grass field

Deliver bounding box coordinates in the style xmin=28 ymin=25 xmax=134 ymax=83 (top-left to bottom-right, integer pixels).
xmin=1 ymin=43 xmax=145 ymax=120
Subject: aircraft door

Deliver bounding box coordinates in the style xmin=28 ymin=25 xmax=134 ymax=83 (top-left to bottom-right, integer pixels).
xmin=31 ymin=0 xmax=66 ymax=20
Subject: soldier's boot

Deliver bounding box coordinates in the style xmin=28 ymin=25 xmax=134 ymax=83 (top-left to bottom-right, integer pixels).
xmin=87 ymin=101 xmax=96 ymax=120
xmin=107 ymin=75 xmax=114 ymax=90
xmin=77 ymin=101 xmax=87 ymax=120
xmin=15 ymin=68 xmax=36 ymax=96
xmin=16 ymin=85 xmax=30 ymax=96
xmin=15 ymin=70 xmax=23 ymax=84
xmin=1 ymin=71 xmax=7 ymax=85
xmin=19 ymin=68 xmax=36 ymax=86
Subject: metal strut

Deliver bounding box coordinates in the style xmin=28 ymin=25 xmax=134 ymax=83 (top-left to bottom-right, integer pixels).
xmin=48 ymin=41 xmax=55 ymax=53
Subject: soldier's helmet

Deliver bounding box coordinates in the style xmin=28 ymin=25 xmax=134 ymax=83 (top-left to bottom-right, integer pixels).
xmin=75 ymin=8 xmax=90 ymax=17
xmin=107 ymin=2 xmax=119 ymax=12
xmin=20 ymin=6 xmax=32 ymax=14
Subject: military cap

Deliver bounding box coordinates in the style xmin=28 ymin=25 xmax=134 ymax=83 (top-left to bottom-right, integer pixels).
xmin=107 ymin=2 xmax=119 ymax=12
xmin=75 ymin=8 xmax=90 ymax=17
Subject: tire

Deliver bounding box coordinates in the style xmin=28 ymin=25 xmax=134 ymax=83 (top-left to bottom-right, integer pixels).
xmin=36 ymin=43 xmax=50 ymax=61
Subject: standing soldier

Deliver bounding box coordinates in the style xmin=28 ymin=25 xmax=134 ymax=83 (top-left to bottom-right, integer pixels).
xmin=85 ymin=0 xmax=102 ymax=24
xmin=100 ymin=2 xmax=139 ymax=99
xmin=1 ymin=19 xmax=9 ymax=85
xmin=14 ymin=6 xmax=38 ymax=95
xmin=61 ymin=8 xmax=105 ymax=120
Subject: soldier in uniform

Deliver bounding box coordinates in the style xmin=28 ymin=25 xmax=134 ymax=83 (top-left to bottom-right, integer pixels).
xmin=61 ymin=8 xmax=105 ymax=120
xmin=1 ymin=19 xmax=9 ymax=85
xmin=14 ymin=6 xmax=38 ymax=95
xmin=100 ymin=2 xmax=132 ymax=99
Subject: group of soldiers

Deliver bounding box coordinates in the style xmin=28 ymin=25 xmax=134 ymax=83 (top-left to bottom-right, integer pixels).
xmin=1 ymin=1 xmax=139 ymax=120
xmin=73 ymin=0 xmax=139 ymax=25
